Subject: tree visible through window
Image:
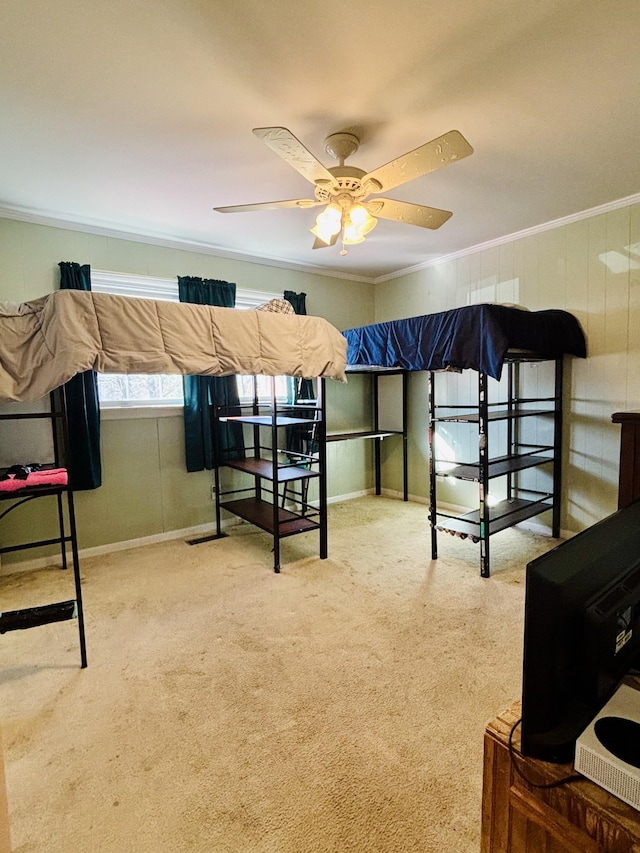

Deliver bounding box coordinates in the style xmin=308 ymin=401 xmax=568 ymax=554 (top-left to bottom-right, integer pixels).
xmin=97 ymin=372 xmax=184 ymax=406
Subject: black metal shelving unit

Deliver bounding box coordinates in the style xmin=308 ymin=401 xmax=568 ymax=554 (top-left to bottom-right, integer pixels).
xmin=213 ymin=377 xmax=327 ymax=573
xmin=328 ymin=366 xmax=409 ymax=501
xmin=0 ymin=387 xmax=87 ymax=667
xmin=428 ymin=355 xmax=563 ymax=578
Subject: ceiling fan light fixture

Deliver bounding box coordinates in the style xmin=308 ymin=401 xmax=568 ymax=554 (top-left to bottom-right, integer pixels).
xmin=348 ymin=204 xmax=377 ymax=234
xmin=310 ymin=224 xmax=335 ymax=245
xmin=348 ymin=203 xmax=371 ymax=226
xmin=341 ymin=225 xmax=366 ymax=245
xmin=341 ymin=203 xmax=378 ymax=245
xmin=310 ymin=202 xmax=342 ymax=243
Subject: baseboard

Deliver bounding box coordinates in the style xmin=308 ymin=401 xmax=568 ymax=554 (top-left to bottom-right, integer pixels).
xmin=0 ymin=517 xmax=239 ymax=575
xmin=380 ymin=488 xmax=471 ymax=516
xmin=328 ymin=488 xmax=372 ymax=504
xmin=1 ymin=491 xmax=375 ymax=574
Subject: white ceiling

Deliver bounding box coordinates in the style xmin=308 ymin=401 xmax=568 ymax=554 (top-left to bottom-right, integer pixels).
xmin=1 ymin=0 xmax=640 ymax=282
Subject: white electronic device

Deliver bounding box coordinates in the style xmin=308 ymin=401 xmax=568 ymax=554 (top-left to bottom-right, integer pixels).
xmin=574 ymin=682 xmax=640 ymax=811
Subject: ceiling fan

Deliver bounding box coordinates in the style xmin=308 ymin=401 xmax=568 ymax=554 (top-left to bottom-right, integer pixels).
xmin=214 ymin=126 xmax=473 ymax=253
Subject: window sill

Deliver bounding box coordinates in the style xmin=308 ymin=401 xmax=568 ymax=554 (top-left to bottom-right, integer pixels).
xmin=100 ymin=405 xmax=183 ymax=420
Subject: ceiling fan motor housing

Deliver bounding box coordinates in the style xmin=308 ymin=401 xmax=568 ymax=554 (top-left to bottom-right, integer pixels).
xmin=314 ymin=167 xmax=382 ymax=205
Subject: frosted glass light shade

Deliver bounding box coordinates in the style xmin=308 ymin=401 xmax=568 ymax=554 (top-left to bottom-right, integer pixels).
xmin=310 ymin=203 xmax=343 ymax=244
xmin=342 ymin=205 xmax=377 ymax=244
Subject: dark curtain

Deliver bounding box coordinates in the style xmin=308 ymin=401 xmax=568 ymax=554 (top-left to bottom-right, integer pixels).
xmin=178 ymin=277 xmax=244 ymax=471
xmin=284 ymin=290 xmax=317 ymax=456
xmin=59 ymin=261 xmax=102 ymax=490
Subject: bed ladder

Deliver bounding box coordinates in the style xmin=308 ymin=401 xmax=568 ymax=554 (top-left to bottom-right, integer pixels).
xmin=0 ymin=387 xmax=88 ymax=667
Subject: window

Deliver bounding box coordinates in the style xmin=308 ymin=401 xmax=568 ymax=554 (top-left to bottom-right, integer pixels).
xmin=91 ymin=271 xmax=292 ymax=408
xmin=236 ymin=374 xmax=292 ymax=405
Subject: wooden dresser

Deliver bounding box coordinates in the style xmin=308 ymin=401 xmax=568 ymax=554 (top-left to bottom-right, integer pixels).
xmin=481 ymin=416 xmax=640 ymax=851
xmin=612 ymin=411 xmax=640 ymax=509
xmin=481 ymin=700 xmax=640 ymax=853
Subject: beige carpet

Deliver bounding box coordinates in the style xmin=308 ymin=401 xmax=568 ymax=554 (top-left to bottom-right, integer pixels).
xmin=0 ymin=496 xmax=559 ymax=853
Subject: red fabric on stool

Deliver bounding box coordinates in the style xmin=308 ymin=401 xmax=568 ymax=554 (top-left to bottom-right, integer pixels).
xmin=0 ymin=468 xmax=68 ymax=492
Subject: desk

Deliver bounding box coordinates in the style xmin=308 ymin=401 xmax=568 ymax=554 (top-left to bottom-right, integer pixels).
xmin=481 ymin=701 xmax=640 ymax=853
xmin=329 ymin=367 xmax=408 ymax=500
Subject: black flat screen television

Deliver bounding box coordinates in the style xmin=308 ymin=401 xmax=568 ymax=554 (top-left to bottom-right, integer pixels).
xmin=521 ymin=499 xmax=640 ymax=763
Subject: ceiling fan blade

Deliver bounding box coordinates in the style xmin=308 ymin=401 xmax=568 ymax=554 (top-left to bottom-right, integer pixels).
xmin=214 ymin=198 xmax=322 ymax=213
xmin=365 ymin=198 xmax=453 ymax=230
xmin=253 ymin=127 xmax=338 ymax=188
xmin=363 ymin=130 xmax=473 ymax=193
xmin=312 ymin=232 xmax=339 ymax=250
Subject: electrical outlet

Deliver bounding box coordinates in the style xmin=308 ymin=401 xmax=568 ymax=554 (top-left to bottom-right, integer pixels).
xmin=211 ymin=483 xmax=216 ymax=501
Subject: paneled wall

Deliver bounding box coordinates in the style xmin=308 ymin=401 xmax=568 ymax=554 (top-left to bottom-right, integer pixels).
xmin=375 ymin=201 xmax=640 ymax=532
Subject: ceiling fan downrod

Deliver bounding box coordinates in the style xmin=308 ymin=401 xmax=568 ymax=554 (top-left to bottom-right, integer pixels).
xmin=324 ymin=132 xmax=360 ymax=165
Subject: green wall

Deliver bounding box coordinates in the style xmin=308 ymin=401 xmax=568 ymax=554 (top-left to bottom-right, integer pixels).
xmin=0 ymin=218 xmax=375 ymax=564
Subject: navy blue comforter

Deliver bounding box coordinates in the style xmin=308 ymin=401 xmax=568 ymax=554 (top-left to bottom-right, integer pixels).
xmin=342 ymin=304 xmax=586 ymax=380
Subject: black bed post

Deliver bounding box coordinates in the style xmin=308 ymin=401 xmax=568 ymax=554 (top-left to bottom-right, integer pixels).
xmin=318 ymin=378 xmax=328 ymax=559
xmin=552 ymin=356 xmax=564 ymax=538
xmin=373 ymin=373 xmax=382 ymax=495
xmin=428 ymin=371 xmax=438 ymax=560
xmin=402 ymin=370 xmax=409 ymax=501
xmin=506 ymin=360 xmax=514 ymax=503
xmin=211 ymin=390 xmax=224 ymax=540
xmin=478 ymin=370 xmax=491 ymax=578
xmin=270 ymin=376 xmax=281 ymax=573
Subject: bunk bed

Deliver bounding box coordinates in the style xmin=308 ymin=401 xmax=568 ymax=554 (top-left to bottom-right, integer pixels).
xmin=0 ymin=290 xmax=348 ymax=659
xmin=0 ymin=290 xmax=347 ymax=402
xmin=342 ymin=303 xmax=586 ymax=379
xmin=342 ymin=304 xmax=587 ymax=577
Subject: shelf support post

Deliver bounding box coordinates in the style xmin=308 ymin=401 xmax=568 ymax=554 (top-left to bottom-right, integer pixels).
xmin=479 ymin=371 xmax=491 ymax=578
xmin=373 ymin=374 xmax=382 ymax=495
xmin=318 ymin=378 xmax=328 ymax=559
xmin=270 ymin=376 xmax=281 ymax=573
xmin=552 ymin=357 xmax=564 ymax=538
xmin=428 ymin=371 xmax=438 ymax=560
xmin=402 ymin=370 xmax=409 ymax=501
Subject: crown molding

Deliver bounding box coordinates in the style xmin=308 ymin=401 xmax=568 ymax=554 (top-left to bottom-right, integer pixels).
xmin=2 ymin=192 xmax=639 ymax=287
xmin=0 ymin=205 xmax=375 ymax=284
xmin=373 ymin=192 xmax=640 ymax=283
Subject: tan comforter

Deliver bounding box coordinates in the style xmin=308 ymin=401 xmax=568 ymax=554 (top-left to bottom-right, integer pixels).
xmin=0 ymin=290 xmax=347 ymax=401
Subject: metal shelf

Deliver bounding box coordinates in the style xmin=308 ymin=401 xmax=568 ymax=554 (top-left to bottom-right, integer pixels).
xmin=433 ymin=407 xmax=554 ymax=423
xmin=220 ymin=498 xmax=320 ymax=537
xmin=437 ymin=451 xmax=553 ymax=482
xmin=327 ymin=429 xmax=402 ymax=442
xmin=429 ymin=357 xmax=563 ymax=577
xmin=224 ymin=457 xmax=319 ymax=482
xmin=436 ymin=497 xmax=554 ymax=538
xmin=213 ymin=377 xmax=327 ymax=573
xmin=220 ymin=414 xmax=312 ymax=427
